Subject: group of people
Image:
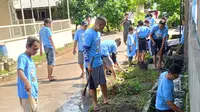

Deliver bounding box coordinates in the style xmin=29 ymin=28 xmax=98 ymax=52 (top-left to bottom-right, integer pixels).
xmin=121 ymin=12 xmax=185 ymax=112
xmin=16 ymin=11 xmax=185 ymax=111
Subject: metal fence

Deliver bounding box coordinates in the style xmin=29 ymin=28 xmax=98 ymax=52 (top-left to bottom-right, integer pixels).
xmin=0 ymin=19 xmax=71 ymax=41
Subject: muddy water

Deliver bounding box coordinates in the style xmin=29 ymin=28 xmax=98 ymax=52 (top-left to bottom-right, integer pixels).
xmin=56 ymin=91 xmax=93 ymax=112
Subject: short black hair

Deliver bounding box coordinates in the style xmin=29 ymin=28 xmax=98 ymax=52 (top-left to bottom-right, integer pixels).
xmin=44 ymin=18 xmax=52 ymax=26
xmin=125 ymin=13 xmax=128 ymax=16
xmin=115 ymin=38 xmax=121 ymax=47
xmin=96 ymin=16 xmax=107 ymax=24
xmin=26 ymin=36 xmax=40 ymax=48
xmin=149 ymin=14 xmax=153 ymax=17
xmin=159 ymin=20 xmax=166 ymax=26
xmin=138 ymin=20 xmax=144 ymax=26
xmin=129 ymin=26 xmax=133 ymax=31
xmin=168 ymin=64 xmax=182 ymax=75
xmin=144 ymin=19 xmax=150 ymax=24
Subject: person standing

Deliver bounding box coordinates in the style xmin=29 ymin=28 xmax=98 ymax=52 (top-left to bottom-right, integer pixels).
xmin=147 ymin=14 xmax=156 ymax=27
xmin=17 ymin=36 xmax=40 ymax=112
xmin=101 ymin=38 xmax=122 ymax=79
xmin=127 ymin=27 xmax=136 ymax=66
xmin=120 ymin=13 xmax=132 ymax=44
xmin=156 ymin=64 xmax=184 ymax=112
xmin=150 ymin=20 xmax=168 ymax=69
xmin=73 ymin=21 xmax=88 ymax=77
xmin=83 ymin=16 xmax=109 ymax=111
xmin=136 ymin=20 xmax=151 ymax=63
xmin=39 ymin=18 xmax=57 ymax=81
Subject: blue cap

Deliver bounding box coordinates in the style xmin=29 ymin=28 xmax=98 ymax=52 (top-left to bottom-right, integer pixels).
xmin=81 ymin=21 xmax=88 ymax=26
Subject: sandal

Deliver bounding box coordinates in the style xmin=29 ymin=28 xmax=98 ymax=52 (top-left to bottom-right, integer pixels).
xmin=80 ymin=73 xmax=85 ymax=78
xmin=49 ymin=76 xmax=57 ymax=81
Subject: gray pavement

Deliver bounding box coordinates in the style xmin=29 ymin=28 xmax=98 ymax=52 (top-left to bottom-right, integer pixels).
xmin=0 ymin=32 xmax=127 ymax=112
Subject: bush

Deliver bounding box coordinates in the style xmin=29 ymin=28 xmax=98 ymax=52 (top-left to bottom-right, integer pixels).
xmin=167 ymin=13 xmax=180 ymax=28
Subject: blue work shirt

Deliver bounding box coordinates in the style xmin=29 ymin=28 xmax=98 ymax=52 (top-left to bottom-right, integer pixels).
xmin=156 ymin=72 xmax=174 ymax=110
xmin=147 ymin=17 xmax=155 ymax=26
xmin=83 ymin=28 xmax=102 ymax=68
xmin=151 ymin=24 xmax=168 ymax=39
xmin=39 ymin=26 xmax=53 ymax=49
xmin=127 ymin=33 xmax=136 ymax=57
xmin=74 ymin=29 xmax=86 ymax=51
xmin=101 ymin=40 xmax=117 ymax=56
xmin=17 ymin=53 xmax=38 ymax=99
xmin=137 ymin=26 xmax=150 ymax=38
xmin=133 ymin=32 xmax=139 ymax=50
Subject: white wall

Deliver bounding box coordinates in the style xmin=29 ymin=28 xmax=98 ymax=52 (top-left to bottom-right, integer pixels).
xmin=5 ymin=30 xmax=72 ymax=61
xmin=14 ymin=0 xmax=59 ymax=9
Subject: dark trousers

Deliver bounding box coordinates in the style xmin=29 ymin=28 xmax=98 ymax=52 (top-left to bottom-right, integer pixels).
xmin=156 ymin=109 xmax=174 ymax=112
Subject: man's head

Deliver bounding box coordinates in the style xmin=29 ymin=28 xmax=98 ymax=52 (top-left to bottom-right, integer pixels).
xmin=162 ymin=17 xmax=167 ymax=23
xmin=86 ymin=15 xmax=91 ymax=25
xmin=138 ymin=20 xmax=144 ymax=26
xmin=168 ymin=64 xmax=182 ymax=80
xmin=125 ymin=13 xmax=129 ymax=20
xmin=26 ymin=36 xmax=40 ymax=56
xmin=94 ymin=16 xmax=107 ymax=32
xmin=115 ymin=38 xmax=121 ymax=47
xmin=144 ymin=19 xmax=150 ymax=27
xmin=81 ymin=21 xmax=88 ymax=30
xmin=44 ymin=18 xmax=52 ymax=27
xmin=149 ymin=14 xmax=153 ymax=18
xmin=129 ymin=26 xmax=134 ymax=34
xmin=158 ymin=20 xmax=166 ymax=29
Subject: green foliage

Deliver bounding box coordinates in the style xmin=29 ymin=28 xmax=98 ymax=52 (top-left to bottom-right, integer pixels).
xmin=54 ymin=0 xmax=92 ymax=26
xmin=167 ymin=12 xmax=180 ymax=28
xmin=134 ymin=12 xmax=145 ymax=26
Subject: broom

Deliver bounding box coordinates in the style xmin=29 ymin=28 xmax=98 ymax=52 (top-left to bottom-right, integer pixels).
xmin=82 ymin=57 xmax=94 ymax=96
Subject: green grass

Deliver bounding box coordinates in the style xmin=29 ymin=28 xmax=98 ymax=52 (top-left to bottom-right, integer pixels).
xmin=0 ymin=70 xmax=9 ymax=76
xmin=94 ymin=67 xmax=159 ymax=111
xmin=32 ymin=42 xmax=73 ymax=64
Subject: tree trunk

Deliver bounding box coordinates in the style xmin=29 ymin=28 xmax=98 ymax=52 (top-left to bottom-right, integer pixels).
xmin=75 ymin=24 xmax=78 ymax=30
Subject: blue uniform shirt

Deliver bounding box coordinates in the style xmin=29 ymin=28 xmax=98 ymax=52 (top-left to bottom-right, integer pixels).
xmin=83 ymin=28 xmax=102 ymax=68
xmin=156 ymin=72 xmax=174 ymax=110
xmin=151 ymin=24 xmax=168 ymax=39
xmin=137 ymin=26 xmax=151 ymax=38
xmin=101 ymin=40 xmax=117 ymax=56
xmin=39 ymin=26 xmax=53 ymax=49
xmin=133 ymin=32 xmax=139 ymax=50
xmin=74 ymin=29 xmax=86 ymax=51
xmin=127 ymin=33 xmax=136 ymax=57
xmin=147 ymin=17 xmax=155 ymax=26
xmin=17 ymin=53 xmax=38 ymax=99
xmin=180 ymin=27 xmax=184 ymax=44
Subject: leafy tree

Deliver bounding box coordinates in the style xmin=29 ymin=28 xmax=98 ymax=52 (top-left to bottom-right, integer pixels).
xmin=54 ymin=0 xmax=93 ymax=30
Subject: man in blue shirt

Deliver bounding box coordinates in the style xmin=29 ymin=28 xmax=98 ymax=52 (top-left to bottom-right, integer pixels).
xmin=150 ymin=20 xmax=168 ymax=69
xmin=73 ymin=21 xmax=88 ymax=77
xmin=136 ymin=20 xmax=151 ymax=63
xmin=156 ymin=64 xmax=183 ymax=112
xmin=39 ymin=18 xmax=57 ymax=81
xmin=17 ymin=36 xmax=40 ymax=112
xmin=101 ymin=38 xmax=122 ymax=79
xmin=147 ymin=14 xmax=156 ymax=27
xmin=83 ymin=16 xmax=108 ymax=111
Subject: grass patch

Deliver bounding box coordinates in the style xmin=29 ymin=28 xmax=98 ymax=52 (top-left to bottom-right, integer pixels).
xmin=32 ymin=42 xmax=73 ymax=63
xmin=0 ymin=70 xmax=10 ymax=76
xmin=93 ymin=67 xmax=159 ymax=112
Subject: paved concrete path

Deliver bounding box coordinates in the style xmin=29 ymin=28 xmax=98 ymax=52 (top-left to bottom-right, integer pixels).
xmin=0 ymin=32 xmax=127 ymax=112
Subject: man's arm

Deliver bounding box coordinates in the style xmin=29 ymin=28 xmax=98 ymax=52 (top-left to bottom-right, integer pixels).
xmin=49 ymin=36 xmax=56 ymax=52
xmin=39 ymin=36 xmax=43 ymax=56
xmin=73 ymin=40 xmax=78 ymax=55
xmin=159 ymin=37 xmax=166 ymax=55
xmin=17 ymin=69 xmax=31 ymax=93
xmin=17 ymin=57 xmax=31 ymax=93
xmin=166 ymin=101 xmax=184 ymax=112
xmin=120 ymin=19 xmax=125 ymax=26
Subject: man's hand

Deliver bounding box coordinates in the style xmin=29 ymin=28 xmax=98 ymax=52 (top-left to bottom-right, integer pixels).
xmin=158 ymin=50 xmax=162 ymax=56
xmin=40 ymin=50 xmax=43 ymax=56
xmin=73 ymin=49 xmax=76 ymax=55
xmin=25 ymin=81 xmax=31 ymax=93
xmin=88 ymin=64 xmax=92 ymax=72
